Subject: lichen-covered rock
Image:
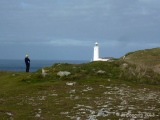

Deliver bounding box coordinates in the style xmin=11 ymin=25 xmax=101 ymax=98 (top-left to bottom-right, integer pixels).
xmin=121 ymin=63 xmax=128 ymax=69
xmin=57 ymin=71 xmax=71 ymax=77
xmin=97 ymin=70 xmax=106 ymax=74
xmin=42 ymin=69 xmax=49 ymax=77
xmin=66 ymin=82 xmax=76 ymax=86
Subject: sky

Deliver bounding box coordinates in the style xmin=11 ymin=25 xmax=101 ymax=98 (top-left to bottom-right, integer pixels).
xmin=0 ymin=0 xmax=160 ymax=60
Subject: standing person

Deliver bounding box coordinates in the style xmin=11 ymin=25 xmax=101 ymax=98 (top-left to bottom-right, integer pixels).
xmin=25 ymin=54 xmax=30 ymax=72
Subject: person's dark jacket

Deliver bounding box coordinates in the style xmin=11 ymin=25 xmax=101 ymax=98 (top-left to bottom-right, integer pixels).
xmin=25 ymin=57 xmax=30 ymax=65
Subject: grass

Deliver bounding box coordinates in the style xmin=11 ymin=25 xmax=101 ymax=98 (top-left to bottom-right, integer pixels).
xmin=124 ymin=47 xmax=160 ymax=73
xmin=0 ymin=48 xmax=160 ymax=119
xmin=1 ymin=68 xmax=160 ymax=119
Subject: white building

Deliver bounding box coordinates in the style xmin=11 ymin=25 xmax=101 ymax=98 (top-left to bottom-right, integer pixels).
xmin=93 ymin=42 xmax=109 ymax=61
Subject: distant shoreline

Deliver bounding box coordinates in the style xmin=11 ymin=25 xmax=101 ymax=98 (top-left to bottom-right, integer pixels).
xmin=0 ymin=59 xmax=89 ymax=72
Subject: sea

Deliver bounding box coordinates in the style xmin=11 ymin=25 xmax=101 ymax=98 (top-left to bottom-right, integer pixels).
xmin=0 ymin=59 xmax=89 ymax=72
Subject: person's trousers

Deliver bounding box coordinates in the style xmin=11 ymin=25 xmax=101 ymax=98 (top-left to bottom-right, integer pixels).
xmin=26 ymin=64 xmax=30 ymax=72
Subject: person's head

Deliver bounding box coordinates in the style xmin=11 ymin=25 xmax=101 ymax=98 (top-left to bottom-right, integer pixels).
xmin=26 ymin=54 xmax=29 ymax=58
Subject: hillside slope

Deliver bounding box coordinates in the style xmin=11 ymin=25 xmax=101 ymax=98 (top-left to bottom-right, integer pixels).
xmin=14 ymin=47 xmax=160 ymax=86
xmin=123 ymin=47 xmax=160 ymax=73
xmin=1 ymin=48 xmax=160 ymax=119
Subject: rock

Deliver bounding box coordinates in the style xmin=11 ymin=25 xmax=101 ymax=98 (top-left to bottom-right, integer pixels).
xmin=35 ymin=113 xmax=41 ymax=117
xmin=121 ymin=63 xmax=128 ymax=69
xmin=57 ymin=71 xmax=71 ymax=77
xmin=12 ymin=74 xmax=16 ymax=76
xmin=97 ymin=70 xmax=106 ymax=74
xmin=6 ymin=112 xmax=13 ymax=116
xmin=66 ymin=82 xmax=76 ymax=86
xmin=69 ymin=89 xmax=76 ymax=93
xmin=42 ymin=69 xmax=48 ymax=77
xmin=129 ymin=68 xmax=136 ymax=76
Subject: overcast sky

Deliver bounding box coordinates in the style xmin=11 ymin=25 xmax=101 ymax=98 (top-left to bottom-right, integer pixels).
xmin=0 ymin=0 xmax=160 ymax=60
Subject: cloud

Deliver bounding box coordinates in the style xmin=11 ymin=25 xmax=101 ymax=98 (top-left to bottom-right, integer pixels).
xmin=49 ymin=39 xmax=92 ymax=46
xmin=0 ymin=0 xmax=160 ymax=59
xmin=0 ymin=37 xmax=93 ymax=47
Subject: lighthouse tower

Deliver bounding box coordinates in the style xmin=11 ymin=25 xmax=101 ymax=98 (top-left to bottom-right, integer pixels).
xmin=93 ymin=42 xmax=99 ymax=61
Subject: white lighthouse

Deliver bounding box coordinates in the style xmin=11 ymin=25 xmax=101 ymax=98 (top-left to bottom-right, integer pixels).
xmin=93 ymin=42 xmax=99 ymax=61
xmin=93 ymin=42 xmax=109 ymax=61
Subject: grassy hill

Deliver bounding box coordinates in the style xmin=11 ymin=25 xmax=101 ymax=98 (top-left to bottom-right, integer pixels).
xmin=0 ymin=48 xmax=160 ymax=119
xmin=123 ymin=47 xmax=160 ymax=73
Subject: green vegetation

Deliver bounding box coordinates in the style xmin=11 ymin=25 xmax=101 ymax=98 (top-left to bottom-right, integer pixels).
xmin=124 ymin=47 xmax=160 ymax=73
xmin=0 ymin=48 xmax=160 ymax=119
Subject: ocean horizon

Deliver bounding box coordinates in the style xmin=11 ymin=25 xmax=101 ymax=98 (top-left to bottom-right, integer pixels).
xmin=0 ymin=59 xmax=89 ymax=72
